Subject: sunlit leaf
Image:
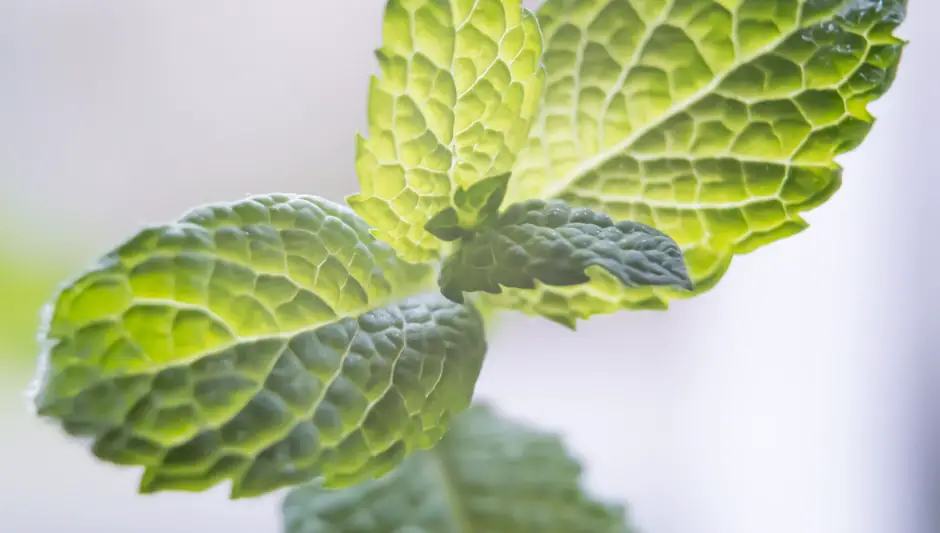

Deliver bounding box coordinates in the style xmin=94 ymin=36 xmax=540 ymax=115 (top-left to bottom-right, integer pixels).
xmin=30 ymin=194 xmax=487 ymax=498
xmin=348 ymin=0 xmax=545 ymax=261
xmin=489 ymin=0 xmax=906 ymax=324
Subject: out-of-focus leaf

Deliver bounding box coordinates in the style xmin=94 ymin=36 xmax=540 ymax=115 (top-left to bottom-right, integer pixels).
xmin=283 ymin=404 xmax=635 ymax=533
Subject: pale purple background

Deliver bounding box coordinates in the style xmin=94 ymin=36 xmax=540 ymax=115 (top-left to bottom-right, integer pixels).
xmin=1 ymin=1 xmax=937 ymax=532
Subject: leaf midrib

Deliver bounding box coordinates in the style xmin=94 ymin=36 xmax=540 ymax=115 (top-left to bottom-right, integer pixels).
xmin=75 ymin=291 xmax=420 ymax=376
xmin=429 ymin=447 xmax=472 ymax=533
xmin=536 ymin=1 xmax=827 ymax=201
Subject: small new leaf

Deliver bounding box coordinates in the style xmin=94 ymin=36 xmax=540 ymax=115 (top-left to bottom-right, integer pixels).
xmin=424 ymin=208 xmax=467 ymax=242
xmin=439 ymin=199 xmax=692 ymax=307
xmin=453 ymin=172 xmax=511 ymax=227
xmin=425 ymin=173 xmax=511 ymax=241
xmin=348 ymin=0 xmax=545 ymax=261
xmin=30 ymin=194 xmax=487 ymax=498
xmin=283 ymin=404 xmax=635 ymax=533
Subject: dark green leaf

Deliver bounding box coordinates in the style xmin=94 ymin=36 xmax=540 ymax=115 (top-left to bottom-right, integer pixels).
xmin=283 ymin=404 xmax=634 ymax=533
xmin=439 ymin=199 xmax=692 ymax=305
xmin=425 ymin=208 xmax=468 ymax=242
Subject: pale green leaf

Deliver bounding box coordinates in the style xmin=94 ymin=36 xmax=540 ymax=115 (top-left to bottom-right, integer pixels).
xmin=30 ymin=194 xmax=487 ymax=498
xmin=282 ymin=404 xmax=634 ymax=533
xmin=438 ymin=200 xmax=691 ymax=314
xmin=492 ymin=0 xmax=906 ymax=323
xmin=348 ymin=0 xmax=546 ymax=262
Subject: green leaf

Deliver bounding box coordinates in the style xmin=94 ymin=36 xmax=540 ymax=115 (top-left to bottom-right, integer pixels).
xmin=439 ymin=199 xmax=692 ymax=311
xmin=425 ymin=173 xmax=511 ymax=242
xmin=453 ymin=172 xmax=512 ymax=228
xmin=493 ymin=0 xmax=906 ymax=323
xmin=424 ymin=207 xmax=468 ymax=242
xmin=282 ymin=404 xmax=634 ymax=533
xmin=29 ymin=194 xmax=488 ymax=498
xmin=347 ymin=0 xmax=546 ymax=262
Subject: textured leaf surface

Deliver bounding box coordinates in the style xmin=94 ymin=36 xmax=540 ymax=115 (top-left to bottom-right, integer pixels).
xmin=283 ymin=404 xmax=634 ymax=533
xmin=439 ymin=199 xmax=691 ymax=310
xmin=492 ymin=0 xmax=906 ymax=322
xmin=30 ymin=194 xmax=487 ymax=498
xmin=348 ymin=0 xmax=545 ymax=261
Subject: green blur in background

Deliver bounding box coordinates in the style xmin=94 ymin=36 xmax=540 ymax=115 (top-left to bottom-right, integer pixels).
xmin=0 ymin=227 xmax=80 ymax=373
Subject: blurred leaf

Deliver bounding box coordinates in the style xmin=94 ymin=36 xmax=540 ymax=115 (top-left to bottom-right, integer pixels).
xmin=283 ymin=404 xmax=634 ymax=533
xmin=30 ymin=194 xmax=487 ymax=498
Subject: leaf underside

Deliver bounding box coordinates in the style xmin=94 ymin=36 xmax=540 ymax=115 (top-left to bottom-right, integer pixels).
xmin=30 ymin=194 xmax=487 ymax=498
xmin=348 ymin=0 xmax=546 ymax=262
xmin=486 ymin=0 xmax=906 ymax=324
xmin=283 ymin=404 xmax=634 ymax=533
xmin=439 ymin=199 xmax=692 ymax=313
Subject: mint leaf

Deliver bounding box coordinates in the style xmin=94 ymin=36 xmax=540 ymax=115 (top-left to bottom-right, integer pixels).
xmin=494 ymin=0 xmax=906 ymax=323
xmin=439 ymin=199 xmax=691 ymax=310
xmin=424 ymin=207 xmax=468 ymax=243
xmin=425 ymin=173 xmax=511 ymax=242
xmin=348 ymin=0 xmax=545 ymax=262
xmin=30 ymin=194 xmax=487 ymax=498
xmin=283 ymin=404 xmax=634 ymax=533
xmin=453 ymin=172 xmax=511 ymax=228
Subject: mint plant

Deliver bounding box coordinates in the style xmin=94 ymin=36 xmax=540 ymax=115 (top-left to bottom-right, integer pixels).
xmin=28 ymin=0 xmax=906 ymax=530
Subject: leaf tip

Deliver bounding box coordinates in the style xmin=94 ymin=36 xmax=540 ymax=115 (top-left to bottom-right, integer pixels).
xmin=544 ymin=313 xmax=578 ymax=331
xmin=137 ymin=469 xmax=158 ymax=495
xmin=345 ymin=192 xmax=364 ymax=208
xmin=425 ymin=207 xmax=467 ymax=242
xmin=672 ymin=267 xmax=695 ymax=292
xmin=229 ymin=479 xmax=266 ymax=500
xmin=441 ymin=283 xmax=466 ymax=304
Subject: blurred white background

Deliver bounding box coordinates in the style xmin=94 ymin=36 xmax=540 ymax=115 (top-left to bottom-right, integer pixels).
xmin=1 ymin=1 xmax=937 ymax=532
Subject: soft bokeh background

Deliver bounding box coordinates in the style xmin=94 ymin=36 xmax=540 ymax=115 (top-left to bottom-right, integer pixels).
xmin=1 ymin=2 xmax=937 ymax=532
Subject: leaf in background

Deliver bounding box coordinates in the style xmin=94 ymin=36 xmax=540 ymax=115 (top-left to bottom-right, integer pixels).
xmin=439 ymin=200 xmax=691 ymax=317
xmin=348 ymin=0 xmax=545 ymax=262
xmin=492 ymin=0 xmax=906 ymax=323
xmin=30 ymin=194 xmax=487 ymax=498
xmin=283 ymin=403 xmax=634 ymax=533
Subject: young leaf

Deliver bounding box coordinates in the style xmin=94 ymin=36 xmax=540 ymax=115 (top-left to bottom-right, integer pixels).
xmin=347 ymin=0 xmax=546 ymax=262
xmin=282 ymin=404 xmax=634 ymax=533
xmin=424 ymin=207 xmax=468 ymax=242
xmin=424 ymin=172 xmax=511 ymax=242
xmin=29 ymin=194 xmax=487 ymax=498
xmin=439 ymin=199 xmax=692 ymax=307
xmin=493 ymin=0 xmax=907 ymax=323
xmin=453 ymin=171 xmax=512 ymax=228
